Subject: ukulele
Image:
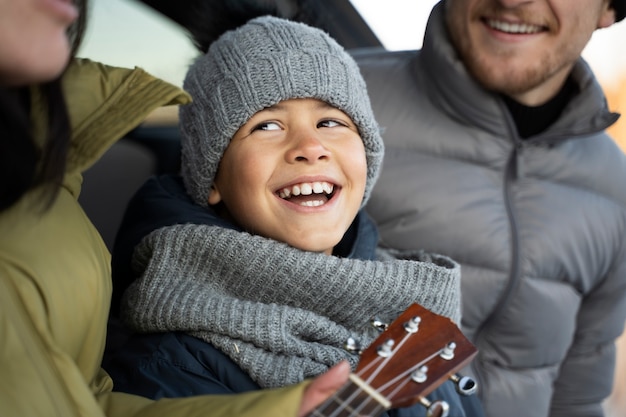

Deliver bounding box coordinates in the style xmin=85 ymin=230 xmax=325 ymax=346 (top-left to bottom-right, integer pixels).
xmin=307 ymin=303 xmax=478 ymax=417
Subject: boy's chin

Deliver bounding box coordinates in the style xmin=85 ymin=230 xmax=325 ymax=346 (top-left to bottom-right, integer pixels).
xmin=283 ymin=235 xmax=342 ymax=256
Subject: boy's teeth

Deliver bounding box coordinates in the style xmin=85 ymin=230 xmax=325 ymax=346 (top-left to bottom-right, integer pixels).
xmin=300 ymin=183 xmax=313 ymax=195
xmin=300 ymin=200 xmax=324 ymax=207
xmin=312 ymin=182 xmax=324 ymax=193
xmin=280 ymin=181 xmax=334 ymax=199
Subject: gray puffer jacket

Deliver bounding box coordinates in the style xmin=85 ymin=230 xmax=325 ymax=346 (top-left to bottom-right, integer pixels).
xmin=354 ymin=3 xmax=626 ymax=417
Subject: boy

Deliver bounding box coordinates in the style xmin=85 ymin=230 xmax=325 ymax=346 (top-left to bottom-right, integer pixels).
xmin=105 ymin=16 xmax=481 ymax=417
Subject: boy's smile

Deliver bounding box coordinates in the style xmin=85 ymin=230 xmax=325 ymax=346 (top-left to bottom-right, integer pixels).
xmin=277 ymin=180 xmax=335 ymax=207
xmin=208 ymin=98 xmax=367 ymax=255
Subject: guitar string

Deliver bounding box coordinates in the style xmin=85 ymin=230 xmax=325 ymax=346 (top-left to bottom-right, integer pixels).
xmin=309 ymin=373 xmax=360 ymax=417
xmin=357 ymin=331 xmax=412 ymax=386
xmin=310 ymin=319 xmax=457 ymax=416
xmin=349 ymin=334 xmax=455 ymax=409
xmin=312 ymin=331 xmax=417 ymax=416
xmin=308 ymin=377 xmax=386 ymax=417
xmin=334 ymin=327 xmax=419 ymax=415
xmin=380 ymin=347 xmax=449 ymax=400
xmin=331 ymin=332 xmax=449 ymax=415
xmin=310 ymin=349 xmax=397 ymax=417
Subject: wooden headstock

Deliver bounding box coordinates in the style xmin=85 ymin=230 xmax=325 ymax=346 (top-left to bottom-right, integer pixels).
xmin=308 ymin=303 xmax=478 ymax=417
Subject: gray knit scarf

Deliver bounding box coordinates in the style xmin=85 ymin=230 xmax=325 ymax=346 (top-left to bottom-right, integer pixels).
xmin=121 ymin=224 xmax=461 ymax=388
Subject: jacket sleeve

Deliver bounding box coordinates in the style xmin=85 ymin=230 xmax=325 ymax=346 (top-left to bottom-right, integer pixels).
xmin=97 ymin=383 xmax=307 ymax=417
xmin=0 ymin=267 xmax=306 ymax=417
xmin=550 ymin=246 xmax=626 ymax=417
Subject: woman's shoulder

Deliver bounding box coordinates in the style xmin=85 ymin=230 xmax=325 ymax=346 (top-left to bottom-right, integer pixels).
xmin=61 ymin=58 xmax=190 ymax=175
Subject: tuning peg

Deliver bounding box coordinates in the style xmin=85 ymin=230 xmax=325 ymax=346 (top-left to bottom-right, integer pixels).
xmin=344 ymin=337 xmax=362 ymax=354
xmin=411 ymin=365 xmax=429 ymax=383
xmin=370 ymin=317 xmax=388 ymax=332
xmin=419 ymin=398 xmax=450 ymax=417
xmin=449 ymin=374 xmax=478 ymax=396
xmin=376 ymin=339 xmax=395 ymax=357
xmin=440 ymin=342 xmax=456 ymax=360
xmin=403 ymin=316 xmax=422 ymax=333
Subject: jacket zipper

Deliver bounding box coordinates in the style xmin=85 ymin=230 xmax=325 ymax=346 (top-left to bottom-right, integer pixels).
xmin=470 ymin=113 xmax=524 ymax=390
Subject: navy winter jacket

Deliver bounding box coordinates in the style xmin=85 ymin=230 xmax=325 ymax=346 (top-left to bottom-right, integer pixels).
xmin=104 ymin=174 xmax=485 ymax=417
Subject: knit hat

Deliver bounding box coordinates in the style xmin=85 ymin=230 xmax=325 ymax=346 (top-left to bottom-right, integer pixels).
xmin=613 ymin=0 xmax=625 ymax=21
xmin=179 ymin=15 xmax=384 ymax=208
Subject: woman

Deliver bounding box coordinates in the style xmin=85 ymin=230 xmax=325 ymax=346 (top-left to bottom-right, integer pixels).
xmin=0 ymin=1 xmax=347 ymax=416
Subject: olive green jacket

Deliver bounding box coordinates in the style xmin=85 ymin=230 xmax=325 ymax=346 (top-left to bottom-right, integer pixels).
xmin=0 ymin=58 xmax=307 ymax=417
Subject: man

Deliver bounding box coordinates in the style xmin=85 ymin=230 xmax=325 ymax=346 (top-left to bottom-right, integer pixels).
xmin=354 ymin=1 xmax=626 ymax=416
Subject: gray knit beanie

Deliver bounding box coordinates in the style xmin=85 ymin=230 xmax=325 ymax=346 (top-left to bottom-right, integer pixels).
xmin=179 ymin=15 xmax=384 ymax=208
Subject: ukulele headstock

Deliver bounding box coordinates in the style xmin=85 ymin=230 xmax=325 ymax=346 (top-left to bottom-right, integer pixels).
xmin=356 ymin=303 xmax=478 ymax=410
xmin=308 ymin=304 xmax=478 ymax=417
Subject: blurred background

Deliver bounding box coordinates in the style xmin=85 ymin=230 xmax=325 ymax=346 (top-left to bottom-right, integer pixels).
xmin=76 ymin=1 xmax=626 ymax=416
xmin=77 ymin=0 xmax=626 ymax=150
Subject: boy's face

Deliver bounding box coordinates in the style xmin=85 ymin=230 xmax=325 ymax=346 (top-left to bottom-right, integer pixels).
xmin=209 ymin=98 xmax=367 ymax=255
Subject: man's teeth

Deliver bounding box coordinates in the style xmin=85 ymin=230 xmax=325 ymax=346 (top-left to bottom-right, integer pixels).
xmin=487 ymin=19 xmax=542 ymax=34
xmin=278 ymin=181 xmax=334 ymax=199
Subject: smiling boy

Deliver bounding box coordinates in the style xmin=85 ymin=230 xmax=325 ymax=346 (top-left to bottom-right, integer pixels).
xmin=104 ymin=15 xmax=484 ymax=417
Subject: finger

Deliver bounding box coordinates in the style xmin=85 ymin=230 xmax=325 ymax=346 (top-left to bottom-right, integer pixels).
xmin=298 ymin=361 xmax=351 ymax=417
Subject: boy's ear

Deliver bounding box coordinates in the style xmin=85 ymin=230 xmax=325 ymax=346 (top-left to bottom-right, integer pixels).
xmin=207 ymin=184 xmax=222 ymax=205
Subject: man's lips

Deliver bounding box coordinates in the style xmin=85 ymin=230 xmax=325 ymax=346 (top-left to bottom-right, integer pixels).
xmin=483 ymin=18 xmax=546 ymax=35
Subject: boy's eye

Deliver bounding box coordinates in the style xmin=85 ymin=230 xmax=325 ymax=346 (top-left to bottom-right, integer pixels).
xmin=318 ymin=119 xmax=346 ymax=128
xmin=253 ymin=121 xmax=281 ymax=131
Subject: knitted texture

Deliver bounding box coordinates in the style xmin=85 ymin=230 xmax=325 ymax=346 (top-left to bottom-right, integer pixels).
xmin=179 ymin=16 xmax=384 ymax=208
xmin=121 ymin=224 xmax=461 ymax=388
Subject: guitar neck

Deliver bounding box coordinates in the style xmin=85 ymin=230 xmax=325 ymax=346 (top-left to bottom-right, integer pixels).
xmin=307 ymin=374 xmax=389 ymax=417
xmin=305 ymin=303 xmax=478 ymax=417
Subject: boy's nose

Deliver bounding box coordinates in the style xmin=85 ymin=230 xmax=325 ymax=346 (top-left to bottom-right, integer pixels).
xmin=285 ymin=131 xmax=330 ymax=163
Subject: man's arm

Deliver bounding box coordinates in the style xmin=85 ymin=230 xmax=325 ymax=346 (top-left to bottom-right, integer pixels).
xmin=550 ymin=255 xmax=626 ymax=417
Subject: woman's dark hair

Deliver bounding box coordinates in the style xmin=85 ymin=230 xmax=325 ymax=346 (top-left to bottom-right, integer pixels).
xmin=0 ymin=0 xmax=88 ymax=213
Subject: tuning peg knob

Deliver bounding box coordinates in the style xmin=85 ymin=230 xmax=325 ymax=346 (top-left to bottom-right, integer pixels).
xmin=404 ymin=316 xmax=422 ymax=333
xmin=344 ymin=337 xmax=362 ymax=354
xmin=449 ymin=374 xmax=478 ymax=396
xmin=440 ymin=342 xmax=456 ymax=360
xmin=411 ymin=365 xmax=429 ymax=383
xmin=370 ymin=317 xmax=388 ymax=332
xmin=419 ymin=398 xmax=450 ymax=417
xmin=377 ymin=339 xmax=395 ymax=357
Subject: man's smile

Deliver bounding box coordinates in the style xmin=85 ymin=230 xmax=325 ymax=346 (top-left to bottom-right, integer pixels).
xmin=484 ymin=18 xmax=546 ymax=35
